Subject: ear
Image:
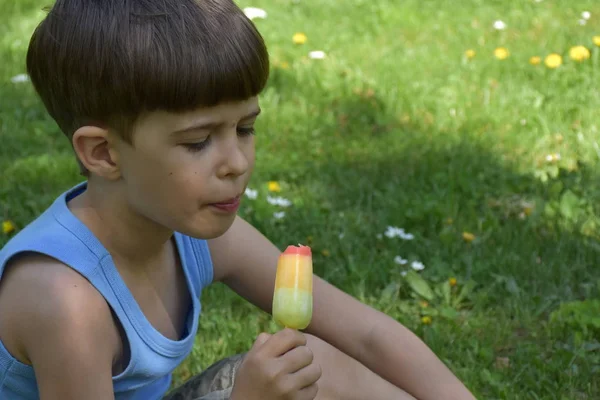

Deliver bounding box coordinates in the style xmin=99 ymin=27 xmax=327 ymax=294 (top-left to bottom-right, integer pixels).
xmin=72 ymin=126 xmax=122 ymax=180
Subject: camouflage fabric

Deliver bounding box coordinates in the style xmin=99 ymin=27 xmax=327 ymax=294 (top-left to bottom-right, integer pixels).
xmin=163 ymin=354 xmax=245 ymax=400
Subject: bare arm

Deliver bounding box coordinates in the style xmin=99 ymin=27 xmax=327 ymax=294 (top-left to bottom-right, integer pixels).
xmin=209 ymin=216 xmax=475 ymax=399
xmin=361 ymin=314 xmax=476 ymax=400
xmin=0 ymin=255 xmax=119 ymax=400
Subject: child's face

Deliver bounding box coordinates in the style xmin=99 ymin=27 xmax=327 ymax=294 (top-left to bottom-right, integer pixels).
xmin=113 ymin=97 xmax=259 ymax=239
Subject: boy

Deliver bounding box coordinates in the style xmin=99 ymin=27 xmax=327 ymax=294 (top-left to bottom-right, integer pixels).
xmin=0 ymin=0 xmax=476 ymax=399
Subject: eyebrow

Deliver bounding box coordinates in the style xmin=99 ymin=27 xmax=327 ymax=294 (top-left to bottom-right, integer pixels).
xmin=171 ymin=108 xmax=261 ymax=135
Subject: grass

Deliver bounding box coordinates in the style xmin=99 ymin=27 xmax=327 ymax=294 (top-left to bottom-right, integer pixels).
xmin=1 ymin=0 xmax=600 ymax=398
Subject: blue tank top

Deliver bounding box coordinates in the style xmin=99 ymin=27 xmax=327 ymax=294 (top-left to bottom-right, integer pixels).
xmin=0 ymin=182 xmax=214 ymax=399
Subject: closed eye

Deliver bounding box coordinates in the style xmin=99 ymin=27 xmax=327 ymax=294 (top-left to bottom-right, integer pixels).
xmin=183 ymin=127 xmax=254 ymax=153
xmin=237 ymin=127 xmax=256 ymax=136
xmin=183 ymin=137 xmax=211 ymax=153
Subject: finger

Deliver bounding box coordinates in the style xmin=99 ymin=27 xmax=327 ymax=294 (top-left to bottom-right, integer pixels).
xmin=255 ymin=332 xmax=271 ymax=347
xmin=261 ymin=328 xmax=307 ymax=357
xmin=296 ymin=383 xmax=319 ymax=400
xmin=279 ymin=345 xmax=313 ymax=374
xmin=248 ymin=333 xmax=271 ymax=356
xmin=286 ymin=362 xmax=322 ymax=391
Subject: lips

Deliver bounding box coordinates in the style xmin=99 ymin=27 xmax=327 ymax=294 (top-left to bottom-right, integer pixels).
xmin=209 ymin=196 xmax=241 ymax=212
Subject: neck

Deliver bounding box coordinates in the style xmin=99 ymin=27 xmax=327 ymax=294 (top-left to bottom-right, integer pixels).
xmin=68 ymin=178 xmax=174 ymax=269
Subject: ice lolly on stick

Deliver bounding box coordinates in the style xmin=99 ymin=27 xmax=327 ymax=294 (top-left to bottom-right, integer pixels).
xmin=272 ymin=244 xmax=313 ymax=330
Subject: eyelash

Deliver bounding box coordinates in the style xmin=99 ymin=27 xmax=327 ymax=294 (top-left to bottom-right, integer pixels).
xmin=184 ymin=127 xmax=256 ymax=153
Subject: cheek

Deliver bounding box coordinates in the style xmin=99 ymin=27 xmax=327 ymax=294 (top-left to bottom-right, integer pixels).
xmin=157 ymin=158 xmax=215 ymax=206
xmin=129 ymin=167 xmax=203 ymax=222
xmin=120 ymin=147 xmax=182 ymax=198
xmin=119 ymin=144 xmax=162 ymax=177
xmin=244 ymin=141 xmax=257 ymax=169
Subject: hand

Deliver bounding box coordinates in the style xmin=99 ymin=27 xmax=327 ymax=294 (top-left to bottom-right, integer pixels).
xmin=231 ymin=328 xmax=322 ymax=400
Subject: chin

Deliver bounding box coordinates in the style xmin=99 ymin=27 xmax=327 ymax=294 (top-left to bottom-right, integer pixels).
xmin=182 ymin=213 xmax=237 ymax=239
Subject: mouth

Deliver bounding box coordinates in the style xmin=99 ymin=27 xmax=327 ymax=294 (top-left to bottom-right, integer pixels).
xmin=209 ymin=195 xmax=241 ymax=213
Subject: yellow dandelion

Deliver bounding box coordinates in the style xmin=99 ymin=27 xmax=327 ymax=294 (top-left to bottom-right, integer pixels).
xmin=465 ymin=49 xmax=476 ymax=59
xmin=321 ymin=249 xmax=331 ymax=257
xmin=462 ymin=232 xmax=476 ymax=243
xmin=421 ymin=316 xmax=432 ymax=325
xmin=593 ymin=36 xmax=600 ymax=47
xmin=494 ymin=47 xmax=509 ymax=60
xmin=2 ymin=220 xmax=16 ymax=235
xmin=280 ymin=61 xmax=290 ymax=70
xmin=569 ymin=45 xmax=591 ymax=62
xmin=445 ymin=217 xmax=454 ymax=225
xmin=419 ymin=300 xmax=429 ymax=308
xmin=292 ymin=32 xmax=307 ymax=45
xmin=529 ymin=56 xmax=541 ymax=66
xmin=267 ymin=181 xmax=281 ymax=192
xmin=544 ymin=53 xmax=563 ymax=69
xmin=523 ymin=206 xmax=534 ymax=216
xmin=449 ymin=277 xmax=458 ymax=287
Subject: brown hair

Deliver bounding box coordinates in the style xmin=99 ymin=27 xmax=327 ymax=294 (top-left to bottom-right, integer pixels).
xmin=26 ymin=0 xmax=270 ymax=173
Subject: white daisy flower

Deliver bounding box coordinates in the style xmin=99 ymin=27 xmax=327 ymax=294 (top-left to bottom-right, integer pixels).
xmin=243 ymin=7 xmax=267 ymax=20
xmin=394 ymin=256 xmax=408 ymax=265
xmin=273 ymin=211 xmax=286 ymax=219
xmin=10 ymin=74 xmax=29 ymax=83
xmin=400 ymin=271 xmax=408 ymax=277
xmin=578 ymin=19 xmax=587 ymax=26
xmin=308 ymin=51 xmax=326 ymax=59
xmin=411 ymin=261 xmax=425 ymax=271
xmin=244 ymin=188 xmax=258 ymax=200
xmin=267 ymin=196 xmax=292 ymax=207
xmin=493 ymin=20 xmax=506 ymax=30
xmin=385 ymin=227 xmax=396 ymax=238
xmin=582 ymin=11 xmax=591 ymax=20
xmin=384 ymin=226 xmax=402 ymax=238
xmin=384 ymin=226 xmax=415 ymax=240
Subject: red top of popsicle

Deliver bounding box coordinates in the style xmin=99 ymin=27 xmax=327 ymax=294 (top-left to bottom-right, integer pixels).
xmin=283 ymin=244 xmax=312 ymax=256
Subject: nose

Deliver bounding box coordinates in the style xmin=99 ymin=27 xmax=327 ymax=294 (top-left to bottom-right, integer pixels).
xmin=216 ymin=132 xmax=252 ymax=179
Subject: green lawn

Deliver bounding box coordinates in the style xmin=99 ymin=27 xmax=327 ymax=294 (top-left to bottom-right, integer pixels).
xmin=1 ymin=0 xmax=600 ymax=398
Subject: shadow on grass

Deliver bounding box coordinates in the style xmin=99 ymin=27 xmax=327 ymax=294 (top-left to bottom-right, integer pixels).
xmin=245 ymin=83 xmax=600 ymax=312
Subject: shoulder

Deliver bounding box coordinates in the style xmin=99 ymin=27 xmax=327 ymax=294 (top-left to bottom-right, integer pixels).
xmin=0 ymin=252 xmax=119 ymax=364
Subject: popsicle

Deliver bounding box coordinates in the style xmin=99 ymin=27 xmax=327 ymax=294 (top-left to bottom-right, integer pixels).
xmin=272 ymin=244 xmax=313 ymax=330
